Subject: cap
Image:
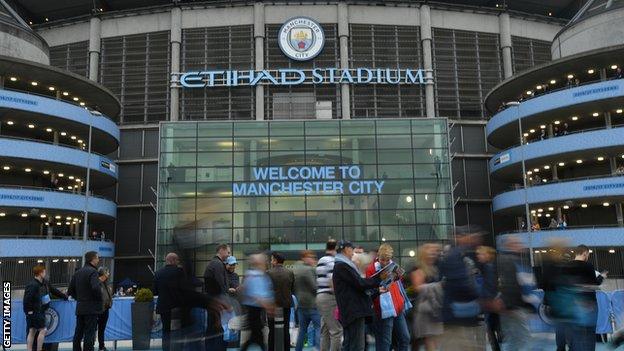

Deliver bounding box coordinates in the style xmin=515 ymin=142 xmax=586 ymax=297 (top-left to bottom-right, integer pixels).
xmin=226 ymin=256 xmax=237 ymax=265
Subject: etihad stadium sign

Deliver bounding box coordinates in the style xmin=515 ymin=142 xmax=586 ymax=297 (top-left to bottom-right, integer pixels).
xmin=173 ymin=16 xmax=431 ymax=89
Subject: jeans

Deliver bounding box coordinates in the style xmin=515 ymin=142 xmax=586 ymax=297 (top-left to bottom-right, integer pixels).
xmin=500 ymin=309 xmax=531 ymax=351
xmin=97 ymin=309 xmax=109 ymax=350
xmin=317 ymin=293 xmax=342 ymax=351
xmin=341 ymin=317 xmax=365 ymax=351
xmin=296 ymin=308 xmax=321 ymax=351
xmin=373 ymin=312 xmax=410 ymax=351
xmin=73 ymin=314 xmax=99 ymax=351
xmin=564 ymin=323 xmax=596 ymax=351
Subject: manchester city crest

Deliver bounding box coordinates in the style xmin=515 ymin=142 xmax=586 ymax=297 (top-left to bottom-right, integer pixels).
xmin=279 ymin=17 xmax=325 ymax=61
xmin=44 ymin=307 xmax=60 ymax=336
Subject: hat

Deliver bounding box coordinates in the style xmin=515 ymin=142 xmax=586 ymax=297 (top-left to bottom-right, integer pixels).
xmin=337 ymin=240 xmax=354 ymax=252
xmin=226 ymin=256 xmax=237 ymax=265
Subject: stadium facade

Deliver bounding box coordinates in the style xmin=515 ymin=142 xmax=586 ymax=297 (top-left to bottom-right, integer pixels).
xmin=3 ymin=0 xmax=600 ymax=284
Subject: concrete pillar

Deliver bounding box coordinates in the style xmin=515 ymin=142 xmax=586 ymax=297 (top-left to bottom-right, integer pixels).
xmin=605 ymin=111 xmax=612 ymax=129
xmin=420 ymin=4 xmax=435 ymax=118
xmin=88 ymin=16 xmax=101 ymax=82
xmin=557 ymin=207 xmax=562 ymax=222
xmin=552 ymin=163 xmax=558 ymax=180
xmin=338 ymin=2 xmax=351 ymax=119
xmin=53 ymin=131 xmax=59 ymax=145
xmin=610 ymin=157 xmax=617 ymax=175
xmin=499 ymin=12 xmax=513 ymax=79
xmin=617 ymin=203 xmax=624 ymax=227
xmin=254 ymin=3 xmax=265 ymax=121
xmin=547 ymin=124 xmax=554 ymax=138
xmin=170 ymin=7 xmax=182 ymax=121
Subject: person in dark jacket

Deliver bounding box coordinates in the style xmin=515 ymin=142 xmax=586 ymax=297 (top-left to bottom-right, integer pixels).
xmin=438 ymin=225 xmax=485 ymax=351
xmin=476 ymin=246 xmax=500 ymax=351
xmin=267 ymin=251 xmax=295 ymax=351
xmin=225 ymin=256 xmax=240 ymax=292
xmin=203 ymin=244 xmax=230 ymax=351
xmin=332 ymin=240 xmax=382 ymax=351
xmin=68 ymin=251 xmax=103 ymax=351
xmin=97 ymin=267 xmax=113 ymax=351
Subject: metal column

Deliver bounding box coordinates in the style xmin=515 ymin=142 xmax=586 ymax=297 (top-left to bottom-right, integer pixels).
xmin=420 ymin=4 xmax=435 ymax=118
xmin=88 ymin=16 xmax=102 ymax=82
xmin=338 ymin=2 xmax=351 ymax=119
xmin=170 ymin=7 xmax=182 ymax=121
xmin=499 ymin=12 xmax=513 ymax=79
xmin=254 ymin=3 xmax=265 ymax=121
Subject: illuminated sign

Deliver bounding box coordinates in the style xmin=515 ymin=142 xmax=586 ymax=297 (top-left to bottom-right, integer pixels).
xmin=233 ymin=165 xmax=385 ymax=196
xmin=176 ymin=68 xmax=426 ymax=88
xmin=279 ymin=17 xmax=325 ymax=61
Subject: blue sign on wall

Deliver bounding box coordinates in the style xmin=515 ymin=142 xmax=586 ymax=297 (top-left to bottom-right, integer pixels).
xmin=233 ymin=165 xmax=385 ymax=196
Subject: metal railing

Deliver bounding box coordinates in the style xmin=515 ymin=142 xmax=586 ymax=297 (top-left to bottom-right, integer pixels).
xmin=0 ymin=184 xmax=113 ymax=201
xmin=0 ymin=234 xmax=112 ymax=242
xmin=500 ymin=224 xmax=621 ymax=235
xmin=0 ymin=133 xmax=113 ymax=160
xmin=501 ymin=172 xmax=624 ymax=192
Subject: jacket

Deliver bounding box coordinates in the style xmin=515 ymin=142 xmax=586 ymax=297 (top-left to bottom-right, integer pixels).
xmin=154 ymin=264 xmax=191 ymax=314
xmin=203 ymin=256 xmax=228 ymax=297
xmin=101 ymin=282 xmax=113 ymax=310
xmin=68 ymin=263 xmax=103 ymax=315
xmin=267 ymin=265 xmax=295 ymax=308
xmin=332 ymin=256 xmax=381 ymax=327
xmin=438 ymin=246 xmax=479 ymax=325
xmin=23 ymin=278 xmax=45 ymax=315
xmin=497 ymin=252 xmax=527 ymax=310
xmin=293 ymin=261 xmax=317 ymax=309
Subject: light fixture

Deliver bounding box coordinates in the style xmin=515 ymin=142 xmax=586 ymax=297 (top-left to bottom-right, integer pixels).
xmin=18 ymin=260 xmax=24 ymax=264
xmin=563 ymin=205 xmax=570 ymax=209
xmin=538 ymin=208 xmax=543 ymax=213
xmin=536 ymin=85 xmax=542 ymax=90
xmin=28 ymin=124 xmax=35 ymax=129
xmin=58 ymin=173 xmax=64 ymax=177
xmin=597 ymin=156 xmax=605 ymax=161
xmin=533 ymin=168 xmax=540 ymax=172
xmin=526 ymin=90 xmax=532 ymax=95
xmin=55 ymin=215 xmax=61 ymax=219
xmin=43 ymin=170 xmax=50 ymax=175
xmin=617 ymin=109 xmax=623 ymax=114
xmin=587 ymin=69 xmax=595 ymax=74
xmin=48 ymin=86 xmax=55 ymax=91
xmin=40 ymin=214 xmax=46 ymax=218
xmin=603 ymin=202 xmax=610 ymax=207
xmin=531 ymin=210 xmax=536 ymax=214
xmin=62 ymin=91 xmax=69 ymax=96
xmin=544 ymin=165 xmax=550 ymax=170
xmin=67 ymin=185 xmax=73 ymax=189
xmin=57 ymin=222 xmax=62 ymax=226
xmin=576 ymin=159 xmax=583 ymax=164
xmin=52 ymin=259 xmax=59 ymax=263
xmin=535 ymin=250 xmax=540 ymax=254
xmin=79 ymin=102 xmax=85 ymax=106
xmin=20 ymin=213 xmax=27 ymax=217
xmin=537 ymin=214 xmax=542 ymax=217
xmin=581 ymin=203 xmax=588 ymax=208
xmin=540 ymin=125 xmax=546 ymax=129
xmin=609 ymin=249 xmax=616 ymax=254
xmin=72 ymin=97 xmax=79 ymax=101
xmin=60 ymin=132 xmax=67 ymax=136
xmin=65 ymin=221 xmax=70 ymax=225
xmin=592 ymin=112 xmax=599 ymax=117
xmin=77 ymin=140 xmax=83 ymax=143
xmin=70 ymin=136 xmax=77 ymax=140
xmin=523 ymin=133 xmax=529 ymax=137
xmin=75 ymin=178 xmax=81 ymax=182
xmin=69 ymin=176 xmax=74 ymax=179
xmin=31 ymin=81 xmax=38 ymax=86
xmin=558 ymin=162 xmax=565 ymax=166
xmin=554 ymin=120 xmax=560 ymax=125
xmin=66 ymin=216 xmax=72 ymax=220
xmin=545 ymin=213 xmax=551 ymax=217
xmin=9 ymin=77 xmax=17 ymax=82
xmin=0 ymin=213 xmax=4 ymax=217
xmin=567 ymin=74 xmax=574 ymax=79
xmin=529 ymin=129 xmax=536 ymax=133
xmin=405 ymin=195 xmax=413 ymax=203
xmin=622 ymin=154 xmax=624 ymax=159
xmin=24 ymin=168 xmax=31 ymax=172
xmin=527 ymin=171 xmax=533 ymax=175
xmin=58 ymin=187 xmax=64 ymax=190
xmin=612 ymin=65 xmax=619 ymax=70
xmin=548 ymin=207 xmax=554 ymax=211
xmin=6 ymin=121 xmax=13 ymax=125
xmin=2 ymin=166 xmax=9 ymax=170
xmin=550 ymin=79 xmax=556 ymax=84
xmin=409 ymin=250 xmax=415 ymax=257
xmin=542 ymin=178 xmax=548 ymax=183
xmin=571 ymin=116 xmax=578 ymax=121
xmin=45 ymin=128 xmax=52 ymax=132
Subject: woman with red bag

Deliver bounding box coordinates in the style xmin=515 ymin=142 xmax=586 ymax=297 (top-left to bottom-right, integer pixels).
xmin=365 ymin=244 xmax=411 ymax=351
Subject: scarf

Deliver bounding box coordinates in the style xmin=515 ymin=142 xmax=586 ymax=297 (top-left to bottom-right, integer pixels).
xmin=335 ymin=253 xmax=360 ymax=273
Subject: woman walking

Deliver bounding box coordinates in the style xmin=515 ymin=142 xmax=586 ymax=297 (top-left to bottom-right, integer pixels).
xmin=410 ymin=243 xmax=443 ymax=351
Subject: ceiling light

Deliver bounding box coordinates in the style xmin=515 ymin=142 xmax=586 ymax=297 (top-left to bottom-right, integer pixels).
xmin=554 ymin=120 xmax=560 ymax=125
xmin=75 ymin=178 xmax=81 ymax=182
xmin=576 ymin=159 xmax=583 ymax=164
xmin=550 ymin=79 xmax=556 ymax=84
xmin=533 ymin=168 xmax=540 ymax=172
xmin=65 ymin=222 xmax=70 ymax=225
xmin=9 ymin=77 xmax=17 ymax=82
xmin=62 ymin=91 xmax=69 ymax=96
xmin=529 ymin=129 xmax=536 ymax=133
xmin=612 ymin=65 xmax=618 ymax=70
xmin=43 ymin=170 xmax=50 ymax=175
xmin=544 ymin=165 xmax=550 ymax=169
xmin=28 ymin=124 xmax=35 ymax=129
xmin=538 ymin=208 xmax=543 ymax=213
xmin=527 ymin=171 xmax=533 ymax=175
xmin=540 ymin=125 xmax=546 ymax=129
xmin=24 ymin=168 xmax=31 ymax=172
xmin=48 ymin=86 xmax=55 ymax=91
xmin=603 ymin=202 xmax=610 ymax=207
xmin=581 ymin=203 xmax=588 ymax=208
xmin=548 ymin=207 xmax=554 ymax=211
xmin=45 ymin=128 xmax=52 ymax=132
xmin=77 ymin=140 xmax=83 ymax=143
xmin=68 ymin=176 xmax=74 ymax=179
xmin=58 ymin=173 xmax=64 ymax=177
xmin=536 ymin=85 xmax=542 ymax=90
xmin=567 ymin=74 xmax=574 ymax=79
xmin=56 ymin=222 xmax=62 ymax=226
xmin=58 ymin=187 xmax=64 ymax=191
xmin=545 ymin=213 xmax=551 ymax=217
xmin=563 ymin=205 xmax=570 ymax=209
xmin=60 ymin=132 xmax=67 ymax=136
xmin=0 ymin=213 xmax=4 ymax=217
xmin=537 ymin=213 xmax=542 ymax=217
xmin=20 ymin=213 xmax=27 ymax=217
xmin=571 ymin=116 xmax=578 ymax=121
xmin=523 ymin=133 xmax=529 ymax=137
xmin=55 ymin=215 xmax=61 ymax=219
xmin=2 ymin=166 xmax=9 ymax=170
xmin=70 ymin=136 xmax=77 ymax=140
xmin=79 ymin=102 xmax=85 ymax=106
xmin=558 ymin=162 xmax=565 ymax=166
xmin=617 ymin=109 xmax=623 ymax=114
xmin=66 ymin=216 xmax=72 ymax=220
xmin=609 ymin=249 xmax=616 ymax=253
xmin=6 ymin=121 xmax=13 ymax=125
xmin=593 ymin=112 xmax=599 ymax=117
xmin=530 ymin=210 xmax=536 ymax=214
xmin=40 ymin=214 xmax=46 ymax=218
xmin=526 ymin=90 xmax=532 ymax=95
xmin=405 ymin=195 xmax=413 ymax=203
xmin=597 ymin=156 xmax=605 ymax=161
xmin=31 ymin=81 xmax=38 ymax=86
xmin=587 ymin=69 xmax=595 ymax=74
xmin=72 ymin=97 xmax=79 ymax=101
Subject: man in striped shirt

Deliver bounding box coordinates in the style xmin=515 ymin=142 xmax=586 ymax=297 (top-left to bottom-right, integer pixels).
xmin=316 ymin=239 xmax=342 ymax=351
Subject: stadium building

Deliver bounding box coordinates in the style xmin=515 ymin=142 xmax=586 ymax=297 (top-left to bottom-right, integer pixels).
xmin=2 ymin=0 xmax=595 ymax=285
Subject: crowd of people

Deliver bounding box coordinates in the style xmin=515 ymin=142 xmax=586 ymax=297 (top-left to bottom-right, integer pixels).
xmin=21 ymin=228 xmax=622 ymax=351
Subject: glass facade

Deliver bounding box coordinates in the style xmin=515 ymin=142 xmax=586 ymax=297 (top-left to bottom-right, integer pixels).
xmin=157 ymin=118 xmax=452 ymax=275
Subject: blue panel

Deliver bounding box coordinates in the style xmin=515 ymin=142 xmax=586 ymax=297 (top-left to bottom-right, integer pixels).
xmin=498 ymin=228 xmax=624 ymax=247
xmin=0 ymin=238 xmax=114 ymax=258
xmin=490 ymin=127 xmax=624 ymax=173
xmin=493 ymin=175 xmax=624 ymax=212
xmin=0 ymin=138 xmax=117 ymax=178
xmin=0 ymin=89 xmax=119 ymax=142
xmin=0 ymin=187 xmax=116 ymax=217
xmin=487 ymin=79 xmax=624 ymax=137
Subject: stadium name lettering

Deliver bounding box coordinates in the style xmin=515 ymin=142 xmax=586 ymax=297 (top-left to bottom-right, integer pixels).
xmin=232 ymin=165 xmax=385 ymax=196
xmin=177 ymin=68 xmax=426 ymax=88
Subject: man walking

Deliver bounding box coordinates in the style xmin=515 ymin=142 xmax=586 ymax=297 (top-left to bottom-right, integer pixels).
xmin=68 ymin=251 xmax=103 ymax=351
xmin=293 ymin=250 xmax=321 ymax=351
xmin=316 ymin=240 xmax=342 ymax=351
xmin=203 ymin=244 xmax=230 ymax=351
xmin=267 ymin=251 xmax=295 ymax=350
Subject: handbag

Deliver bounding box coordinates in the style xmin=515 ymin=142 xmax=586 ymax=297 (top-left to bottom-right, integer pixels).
xmin=380 ymin=290 xmax=398 ymax=319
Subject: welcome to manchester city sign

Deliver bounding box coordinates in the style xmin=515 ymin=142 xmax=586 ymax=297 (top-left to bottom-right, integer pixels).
xmin=173 ymin=16 xmax=430 ymax=89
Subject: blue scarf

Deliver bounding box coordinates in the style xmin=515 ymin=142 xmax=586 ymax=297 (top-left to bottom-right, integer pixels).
xmin=335 ymin=253 xmax=359 ymax=273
